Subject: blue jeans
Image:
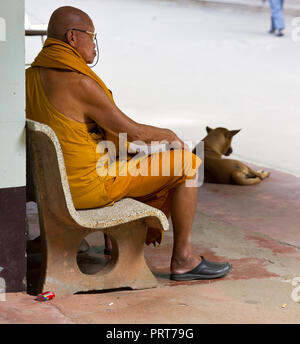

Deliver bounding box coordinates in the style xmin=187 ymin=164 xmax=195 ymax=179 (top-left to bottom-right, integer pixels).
xmin=269 ymin=0 xmax=285 ymax=31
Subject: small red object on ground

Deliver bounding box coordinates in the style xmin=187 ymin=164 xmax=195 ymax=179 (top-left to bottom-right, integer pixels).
xmin=36 ymin=291 xmax=55 ymax=301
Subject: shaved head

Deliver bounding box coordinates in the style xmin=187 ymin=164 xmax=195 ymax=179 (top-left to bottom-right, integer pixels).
xmin=47 ymin=6 xmax=93 ymax=41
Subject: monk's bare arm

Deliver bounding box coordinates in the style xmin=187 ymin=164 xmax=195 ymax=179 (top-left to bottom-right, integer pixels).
xmin=77 ymin=76 xmax=183 ymax=145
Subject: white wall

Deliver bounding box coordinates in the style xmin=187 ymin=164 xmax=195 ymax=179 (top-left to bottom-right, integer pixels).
xmin=0 ymin=0 xmax=25 ymax=189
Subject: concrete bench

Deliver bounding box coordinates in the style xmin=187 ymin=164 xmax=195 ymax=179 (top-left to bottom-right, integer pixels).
xmin=26 ymin=119 xmax=169 ymax=296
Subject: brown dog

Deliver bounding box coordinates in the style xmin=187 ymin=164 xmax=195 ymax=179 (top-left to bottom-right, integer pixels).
xmin=192 ymin=127 xmax=270 ymax=185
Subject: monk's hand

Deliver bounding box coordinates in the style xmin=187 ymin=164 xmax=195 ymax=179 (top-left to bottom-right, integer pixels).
xmin=169 ymin=137 xmax=191 ymax=151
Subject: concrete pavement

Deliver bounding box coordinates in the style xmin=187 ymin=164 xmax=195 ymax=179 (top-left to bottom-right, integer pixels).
xmin=1 ymin=164 xmax=299 ymax=324
xmin=25 ymin=0 xmax=300 ymax=177
xmin=179 ymin=0 xmax=300 ymax=16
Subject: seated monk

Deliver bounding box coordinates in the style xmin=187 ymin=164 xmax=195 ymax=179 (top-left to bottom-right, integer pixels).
xmin=26 ymin=6 xmax=232 ymax=281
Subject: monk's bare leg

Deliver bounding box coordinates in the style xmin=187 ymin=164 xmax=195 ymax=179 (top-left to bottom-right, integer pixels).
xmin=103 ymin=181 xmax=200 ymax=271
xmin=103 ymin=182 xmax=199 ymax=262
xmin=170 ymin=182 xmax=202 ymax=274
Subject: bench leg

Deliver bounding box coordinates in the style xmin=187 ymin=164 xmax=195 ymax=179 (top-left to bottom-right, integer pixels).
xmin=35 ymin=212 xmax=157 ymax=296
xmin=102 ymin=220 xmax=157 ymax=291
xmin=36 ymin=210 xmax=87 ymax=295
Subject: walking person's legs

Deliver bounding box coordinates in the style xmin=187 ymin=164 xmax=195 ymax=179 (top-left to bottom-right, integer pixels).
xmin=277 ymin=0 xmax=285 ymax=35
xmin=269 ymin=16 xmax=276 ymax=34
xmin=269 ymin=0 xmax=285 ymax=36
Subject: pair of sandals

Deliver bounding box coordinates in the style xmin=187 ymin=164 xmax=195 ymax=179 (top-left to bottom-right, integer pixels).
xmin=80 ymin=237 xmax=232 ymax=281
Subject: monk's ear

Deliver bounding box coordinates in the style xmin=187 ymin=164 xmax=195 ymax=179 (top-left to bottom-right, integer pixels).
xmin=206 ymin=126 xmax=213 ymax=133
xmin=227 ymin=129 xmax=241 ymax=138
xmin=66 ymin=30 xmax=76 ymax=47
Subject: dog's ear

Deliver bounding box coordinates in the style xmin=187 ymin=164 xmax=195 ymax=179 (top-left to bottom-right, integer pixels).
xmin=206 ymin=126 xmax=213 ymax=133
xmin=227 ymin=129 xmax=241 ymax=138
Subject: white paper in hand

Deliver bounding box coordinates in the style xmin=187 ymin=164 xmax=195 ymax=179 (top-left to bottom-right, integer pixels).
xmin=128 ymin=142 xmax=170 ymax=155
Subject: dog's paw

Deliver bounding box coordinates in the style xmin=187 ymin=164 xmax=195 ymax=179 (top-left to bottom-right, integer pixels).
xmin=257 ymin=170 xmax=270 ymax=179
xmin=262 ymin=171 xmax=271 ymax=179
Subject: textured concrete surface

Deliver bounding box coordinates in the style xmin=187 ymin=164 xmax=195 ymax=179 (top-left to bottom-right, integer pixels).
xmin=183 ymin=0 xmax=300 ymax=16
xmin=197 ymin=163 xmax=300 ymax=247
xmin=26 ymin=0 xmax=300 ymax=178
xmin=1 ymin=165 xmax=299 ymax=324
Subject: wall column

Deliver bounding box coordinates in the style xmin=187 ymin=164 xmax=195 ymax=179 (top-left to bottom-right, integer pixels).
xmin=0 ymin=0 xmax=26 ymax=292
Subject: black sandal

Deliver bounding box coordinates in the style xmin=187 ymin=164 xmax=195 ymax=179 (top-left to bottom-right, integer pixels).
xmin=170 ymin=256 xmax=232 ymax=281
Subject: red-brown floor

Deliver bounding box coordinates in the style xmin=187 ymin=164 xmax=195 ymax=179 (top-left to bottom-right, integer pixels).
xmin=1 ymin=166 xmax=299 ymax=323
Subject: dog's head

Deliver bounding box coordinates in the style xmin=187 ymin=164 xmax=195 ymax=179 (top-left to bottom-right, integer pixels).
xmin=204 ymin=126 xmax=241 ymax=156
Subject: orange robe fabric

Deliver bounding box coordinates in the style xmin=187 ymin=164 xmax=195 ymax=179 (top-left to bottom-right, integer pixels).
xmin=26 ymin=38 xmax=201 ymax=245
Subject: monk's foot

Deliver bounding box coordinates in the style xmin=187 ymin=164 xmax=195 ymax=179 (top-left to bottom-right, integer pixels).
xmin=170 ymin=254 xmax=232 ymax=281
xmin=170 ymin=253 xmax=202 ymax=275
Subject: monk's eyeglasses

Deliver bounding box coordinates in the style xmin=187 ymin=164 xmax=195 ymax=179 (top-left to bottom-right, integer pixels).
xmin=70 ymin=28 xmax=97 ymax=42
xmin=65 ymin=28 xmax=99 ymax=68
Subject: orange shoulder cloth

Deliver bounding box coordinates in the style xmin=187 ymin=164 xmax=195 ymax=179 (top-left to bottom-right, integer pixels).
xmin=31 ymin=37 xmax=114 ymax=104
xmin=31 ymin=37 xmax=126 ymax=151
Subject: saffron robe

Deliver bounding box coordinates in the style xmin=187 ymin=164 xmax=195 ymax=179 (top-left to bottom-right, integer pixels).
xmin=26 ymin=38 xmax=201 ymax=245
